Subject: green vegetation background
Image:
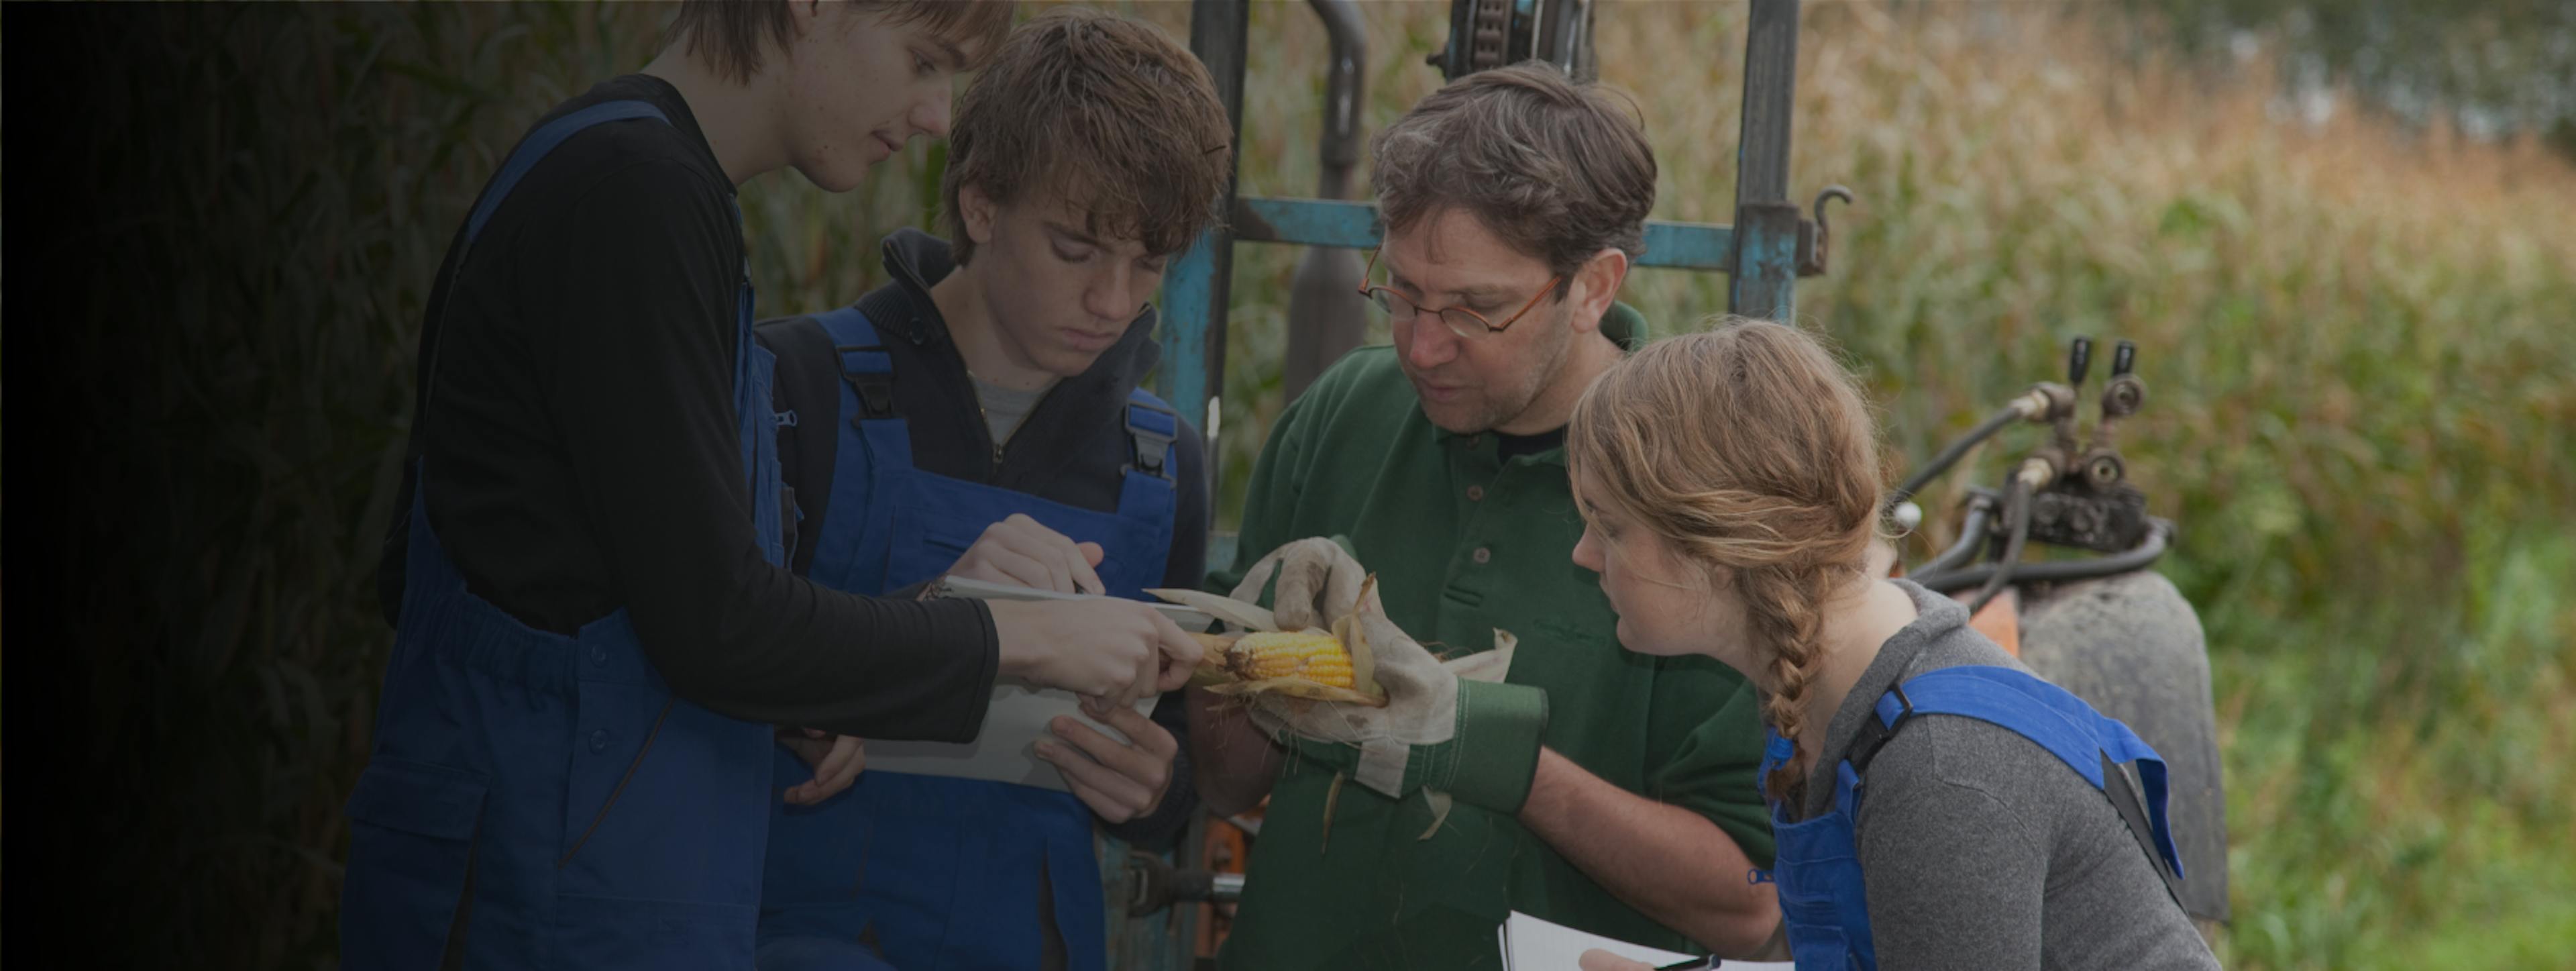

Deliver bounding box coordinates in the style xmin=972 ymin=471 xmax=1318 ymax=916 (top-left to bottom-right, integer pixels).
xmin=52 ymin=2 xmax=2572 ymax=968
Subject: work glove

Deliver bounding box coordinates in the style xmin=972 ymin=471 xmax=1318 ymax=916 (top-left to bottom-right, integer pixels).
xmin=1228 ymin=536 xmax=1366 ymax=631
xmin=1236 ymin=556 xmax=1546 ymax=817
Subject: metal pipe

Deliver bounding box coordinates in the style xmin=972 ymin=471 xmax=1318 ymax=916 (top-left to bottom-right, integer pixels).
xmin=1283 ymin=0 xmax=1370 ymax=403
xmin=1909 ymin=519 xmax=2174 ymax=594
xmin=1120 ymin=860 xmax=1248 ymax=915
xmin=1917 ymin=495 xmax=1996 ymax=576
xmin=1965 ymin=476 xmax=2035 ymax=614
xmin=1210 ymin=872 xmax=1246 ymax=903
xmin=1308 ymin=0 xmax=1364 ymax=199
xmin=1889 ymin=393 xmax=2045 ymax=510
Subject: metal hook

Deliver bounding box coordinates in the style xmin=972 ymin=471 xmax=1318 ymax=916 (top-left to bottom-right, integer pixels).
xmin=1813 ymin=185 xmax=1854 ymax=229
xmin=1796 ymin=185 xmax=1856 ymax=276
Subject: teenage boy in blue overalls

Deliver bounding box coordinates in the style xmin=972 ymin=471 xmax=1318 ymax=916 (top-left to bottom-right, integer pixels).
xmin=342 ymin=4 xmax=1205 ymax=970
xmin=751 ymin=10 xmax=1236 ymax=971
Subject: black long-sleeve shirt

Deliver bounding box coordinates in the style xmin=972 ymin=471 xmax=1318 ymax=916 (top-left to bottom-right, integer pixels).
xmin=378 ymin=74 xmax=996 ymax=740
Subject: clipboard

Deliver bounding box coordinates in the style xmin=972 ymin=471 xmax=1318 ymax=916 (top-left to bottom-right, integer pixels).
xmin=855 ymin=578 xmax=1208 ymax=793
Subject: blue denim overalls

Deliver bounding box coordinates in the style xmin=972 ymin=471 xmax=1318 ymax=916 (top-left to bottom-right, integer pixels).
xmin=757 ymin=305 xmax=1180 ymax=971
xmin=341 ymin=100 xmax=792 ymax=970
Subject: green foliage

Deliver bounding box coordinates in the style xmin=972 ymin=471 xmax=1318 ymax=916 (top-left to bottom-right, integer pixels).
xmin=70 ymin=2 xmax=2572 ymax=968
xmin=2126 ymin=0 xmax=2576 ymax=154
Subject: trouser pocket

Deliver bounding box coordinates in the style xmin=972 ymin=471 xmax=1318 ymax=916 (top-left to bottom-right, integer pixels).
xmin=1780 ymin=896 xmax=1862 ymax=971
xmin=341 ymin=758 xmax=488 ymax=971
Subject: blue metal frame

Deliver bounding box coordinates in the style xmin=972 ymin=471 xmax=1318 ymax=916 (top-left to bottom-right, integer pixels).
xmin=1159 ymin=0 xmax=1817 ymax=432
xmin=1727 ymin=0 xmax=1806 ymax=321
xmin=1157 ymin=233 xmax=1224 ymax=435
xmin=1226 ymin=197 xmax=1739 ymax=271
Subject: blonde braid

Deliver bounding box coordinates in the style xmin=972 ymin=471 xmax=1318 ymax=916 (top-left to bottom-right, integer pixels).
xmin=1741 ymin=565 xmax=1831 ymax=807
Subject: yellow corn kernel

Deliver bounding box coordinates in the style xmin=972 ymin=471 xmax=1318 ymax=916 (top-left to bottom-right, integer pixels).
xmin=1235 ymin=630 xmax=1354 ymax=687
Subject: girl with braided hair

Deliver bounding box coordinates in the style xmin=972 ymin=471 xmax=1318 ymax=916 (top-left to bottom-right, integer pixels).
xmin=1565 ymin=321 xmax=2216 ymax=970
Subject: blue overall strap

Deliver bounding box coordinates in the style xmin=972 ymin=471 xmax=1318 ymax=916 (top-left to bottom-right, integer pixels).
xmin=814 ymin=305 xmax=898 ymax=418
xmin=1868 ymin=666 xmax=2186 ymax=882
xmin=467 ymin=101 xmax=669 ymax=243
xmin=803 ymin=305 xmax=908 ymax=592
xmin=419 ymin=99 xmax=672 ymax=431
xmin=1123 ymin=389 xmax=1180 ymax=480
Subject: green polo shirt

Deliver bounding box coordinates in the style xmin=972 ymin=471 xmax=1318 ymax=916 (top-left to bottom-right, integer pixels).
xmin=1209 ymin=306 xmax=1774 ymax=970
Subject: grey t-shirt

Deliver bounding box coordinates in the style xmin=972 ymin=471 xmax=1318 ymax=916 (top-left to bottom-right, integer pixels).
xmin=971 ymin=374 xmax=1053 ymax=448
xmin=1796 ymin=580 xmax=2218 ymax=970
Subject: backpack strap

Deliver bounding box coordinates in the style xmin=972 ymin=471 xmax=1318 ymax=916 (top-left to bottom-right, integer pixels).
xmin=1122 ymin=389 xmax=1181 ymax=482
xmin=1853 ymin=666 xmax=2189 ymax=907
xmin=814 ymin=305 xmax=897 ymax=420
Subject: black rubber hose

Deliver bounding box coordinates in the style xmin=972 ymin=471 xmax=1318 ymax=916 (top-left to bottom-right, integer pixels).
xmin=1891 ymin=405 xmax=2026 ymax=509
xmin=1917 ymin=498 xmax=1996 ymax=576
xmin=1910 ymin=519 xmax=2174 ymax=594
xmin=1964 ymin=478 xmax=2035 ymax=613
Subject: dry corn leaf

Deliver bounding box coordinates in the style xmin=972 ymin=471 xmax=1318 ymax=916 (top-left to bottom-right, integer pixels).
xmin=1445 ymin=628 xmax=1516 ymax=683
xmin=1420 ymin=790 xmax=1454 ymax=839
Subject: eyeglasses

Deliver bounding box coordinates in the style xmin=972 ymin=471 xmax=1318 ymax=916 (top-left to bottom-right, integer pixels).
xmin=1358 ymin=249 xmax=1563 ymax=341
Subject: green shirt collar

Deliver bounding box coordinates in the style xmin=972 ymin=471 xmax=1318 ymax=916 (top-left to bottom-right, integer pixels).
xmin=1600 ymin=300 xmax=1647 ymax=350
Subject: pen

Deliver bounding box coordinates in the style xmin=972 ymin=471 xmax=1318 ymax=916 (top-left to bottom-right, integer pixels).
xmin=1653 ymin=957 xmax=1719 ymax=970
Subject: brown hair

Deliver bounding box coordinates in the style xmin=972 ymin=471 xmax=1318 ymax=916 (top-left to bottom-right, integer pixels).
xmin=1566 ymin=321 xmax=1885 ymax=807
xmin=1370 ymin=62 xmax=1656 ymax=295
xmin=942 ymin=8 xmax=1234 ymax=264
xmin=665 ymin=1 xmax=1016 ymax=85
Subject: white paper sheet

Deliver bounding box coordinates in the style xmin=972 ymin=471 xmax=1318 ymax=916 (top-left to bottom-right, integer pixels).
xmin=859 ymin=682 xmax=1155 ymax=793
xmin=1495 ymin=910 xmax=1797 ymax=970
xmin=1499 ymin=911 xmax=1696 ymax=970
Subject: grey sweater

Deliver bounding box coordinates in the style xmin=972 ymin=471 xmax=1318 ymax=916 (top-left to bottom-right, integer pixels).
xmin=1792 ymin=580 xmax=2220 ymax=970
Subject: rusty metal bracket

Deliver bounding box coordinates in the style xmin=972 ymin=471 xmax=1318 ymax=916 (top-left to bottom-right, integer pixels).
xmin=1796 ymin=185 xmax=1853 ymax=276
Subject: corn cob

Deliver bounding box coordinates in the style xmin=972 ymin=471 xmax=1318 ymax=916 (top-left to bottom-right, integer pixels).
xmin=1159 ymin=583 xmax=1389 ymax=707
xmin=1236 ymin=630 xmax=1356 ymax=687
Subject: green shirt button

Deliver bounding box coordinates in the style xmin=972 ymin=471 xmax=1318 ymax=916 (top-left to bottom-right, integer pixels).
xmin=1472 ymin=546 xmax=1492 ymax=564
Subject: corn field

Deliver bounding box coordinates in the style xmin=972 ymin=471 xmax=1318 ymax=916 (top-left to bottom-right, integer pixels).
xmin=34 ymin=2 xmax=2574 ymax=969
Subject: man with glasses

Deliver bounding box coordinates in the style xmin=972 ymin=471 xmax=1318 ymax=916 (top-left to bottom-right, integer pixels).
xmin=1191 ymin=64 xmax=1784 ymax=969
